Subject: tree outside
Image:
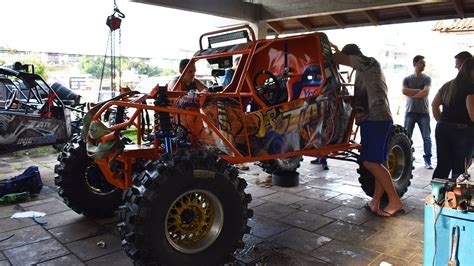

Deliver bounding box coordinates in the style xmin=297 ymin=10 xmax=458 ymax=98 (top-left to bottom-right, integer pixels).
xmin=22 ymin=53 xmax=50 ymax=80
xmin=0 ymin=50 xmax=49 ymax=79
xmin=79 ymin=56 xmax=171 ymax=79
xmin=126 ymin=58 xmax=162 ymax=76
xmin=79 ymin=56 xmax=109 ymax=79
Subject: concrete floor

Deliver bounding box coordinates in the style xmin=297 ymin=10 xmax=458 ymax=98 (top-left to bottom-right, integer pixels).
xmin=0 ymin=133 xmax=465 ymax=265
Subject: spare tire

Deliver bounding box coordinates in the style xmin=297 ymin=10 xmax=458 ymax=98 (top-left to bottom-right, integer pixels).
xmin=51 ymin=82 xmax=81 ymax=105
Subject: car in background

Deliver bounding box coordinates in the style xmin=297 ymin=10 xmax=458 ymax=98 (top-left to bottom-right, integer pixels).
xmin=0 ymin=63 xmax=83 ymax=154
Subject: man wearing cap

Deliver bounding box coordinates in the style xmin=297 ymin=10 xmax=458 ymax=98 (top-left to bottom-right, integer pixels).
xmin=402 ymin=55 xmax=433 ymax=169
xmin=332 ymin=43 xmax=404 ymax=217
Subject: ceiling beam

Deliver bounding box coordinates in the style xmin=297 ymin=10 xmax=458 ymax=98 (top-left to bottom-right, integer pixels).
xmin=364 ymin=10 xmax=379 ymax=25
xmin=267 ymin=21 xmax=284 ymax=34
xmin=260 ymin=0 xmax=445 ymax=21
xmin=329 ymin=14 xmax=346 ymax=28
xmin=452 ymin=0 xmax=465 ymax=18
xmin=406 ymin=6 xmax=420 ymax=18
xmin=295 ymin=18 xmax=314 ymax=31
xmin=131 ymin=0 xmax=260 ymax=21
xmin=271 ymin=12 xmax=474 ymax=36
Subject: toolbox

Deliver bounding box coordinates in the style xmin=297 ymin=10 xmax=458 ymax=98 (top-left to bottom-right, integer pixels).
xmin=424 ymin=200 xmax=474 ymax=265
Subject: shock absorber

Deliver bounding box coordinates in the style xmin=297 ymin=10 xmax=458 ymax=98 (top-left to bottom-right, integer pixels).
xmin=154 ymin=86 xmax=173 ymax=154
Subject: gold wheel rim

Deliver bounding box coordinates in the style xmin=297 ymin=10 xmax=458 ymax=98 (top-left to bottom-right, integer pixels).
xmin=165 ymin=189 xmax=223 ymax=254
xmin=388 ymin=145 xmax=404 ymax=182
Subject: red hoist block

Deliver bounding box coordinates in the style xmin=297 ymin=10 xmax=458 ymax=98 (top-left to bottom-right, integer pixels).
xmin=106 ymin=15 xmax=122 ymax=31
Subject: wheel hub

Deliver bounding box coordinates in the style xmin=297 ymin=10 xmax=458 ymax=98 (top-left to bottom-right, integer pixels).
xmin=166 ymin=190 xmax=223 ymax=254
xmin=180 ymin=208 xmax=196 ymax=224
xmin=84 ymin=164 xmax=117 ymax=196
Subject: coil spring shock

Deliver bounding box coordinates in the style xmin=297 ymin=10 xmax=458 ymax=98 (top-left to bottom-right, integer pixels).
xmin=154 ymin=86 xmax=173 ymax=154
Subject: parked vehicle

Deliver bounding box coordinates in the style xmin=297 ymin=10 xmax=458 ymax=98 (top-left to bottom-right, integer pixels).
xmin=0 ymin=63 xmax=84 ymax=154
xmin=55 ymin=25 xmax=414 ymax=265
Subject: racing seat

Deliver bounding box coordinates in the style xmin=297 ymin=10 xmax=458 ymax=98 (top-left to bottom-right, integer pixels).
xmin=290 ymin=65 xmax=323 ymax=100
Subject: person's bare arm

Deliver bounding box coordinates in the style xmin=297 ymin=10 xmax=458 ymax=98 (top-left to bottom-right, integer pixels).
xmin=195 ymin=79 xmax=208 ymax=92
xmin=401 ymin=77 xmax=418 ymax=96
xmin=403 ymin=85 xmax=430 ymax=98
xmin=402 ymin=86 xmax=418 ymax=96
xmin=331 ymin=51 xmax=352 ymax=67
xmin=431 ymin=90 xmax=442 ymax=121
xmin=411 ymin=85 xmax=430 ymax=98
xmin=467 ymin=94 xmax=474 ymax=122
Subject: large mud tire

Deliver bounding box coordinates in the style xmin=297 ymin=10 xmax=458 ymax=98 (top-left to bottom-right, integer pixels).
xmin=54 ymin=136 xmax=123 ymax=217
xmin=358 ymin=125 xmax=414 ymax=199
xmin=118 ymin=150 xmax=253 ymax=265
xmin=259 ymin=156 xmax=303 ymax=174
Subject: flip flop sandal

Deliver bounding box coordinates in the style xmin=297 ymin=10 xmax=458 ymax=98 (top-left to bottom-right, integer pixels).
xmin=364 ymin=203 xmax=377 ymax=214
xmin=377 ymin=209 xmax=406 ymax=217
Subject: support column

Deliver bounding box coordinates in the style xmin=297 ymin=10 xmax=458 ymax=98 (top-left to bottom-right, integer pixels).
xmin=250 ymin=21 xmax=267 ymax=40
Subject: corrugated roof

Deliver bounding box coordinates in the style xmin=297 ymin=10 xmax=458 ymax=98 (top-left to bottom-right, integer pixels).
xmin=432 ymin=18 xmax=474 ymax=32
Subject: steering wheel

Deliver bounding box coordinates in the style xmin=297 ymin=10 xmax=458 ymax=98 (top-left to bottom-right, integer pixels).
xmin=253 ymin=70 xmax=281 ymax=106
xmin=5 ymin=89 xmax=18 ymax=110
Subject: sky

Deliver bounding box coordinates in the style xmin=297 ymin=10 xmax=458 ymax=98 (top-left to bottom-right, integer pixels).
xmin=0 ymin=0 xmax=240 ymax=58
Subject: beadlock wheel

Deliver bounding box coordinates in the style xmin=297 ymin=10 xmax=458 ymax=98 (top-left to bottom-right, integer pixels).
xmin=165 ymin=189 xmax=224 ymax=254
xmin=117 ymin=150 xmax=253 ymax=265
xmin=388 ymin=144 xmax=405 ymax=182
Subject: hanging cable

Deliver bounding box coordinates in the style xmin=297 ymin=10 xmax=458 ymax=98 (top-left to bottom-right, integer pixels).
xmin=119 ymin=23 xmax=122 ymax=89
xmin=98 ymin=32 xmax=110 ymax=102
xmin=98 ymin=0 xmax=125 ymax=101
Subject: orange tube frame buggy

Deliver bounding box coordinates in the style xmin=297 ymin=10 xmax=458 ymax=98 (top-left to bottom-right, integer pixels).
xmin=88 ymin=25 xmax=360 ymax=189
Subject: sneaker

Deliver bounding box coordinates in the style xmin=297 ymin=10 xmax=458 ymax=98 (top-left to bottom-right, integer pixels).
xmin=310 ymin=158 xmax=321 ymax=165
xmin=425 ymin=164 xmax=433 ymax=170
xmin=236 ymin=164 xmax=249 ymax=171
xmin=322 ymin=164 xmax=329 ymax=171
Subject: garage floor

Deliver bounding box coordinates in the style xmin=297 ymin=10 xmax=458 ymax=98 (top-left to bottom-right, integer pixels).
xmin=0 ymin=135 xmax=440 ymax=265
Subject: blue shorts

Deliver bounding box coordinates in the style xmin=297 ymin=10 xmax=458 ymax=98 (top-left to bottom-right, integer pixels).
xmin=360 ymin=120 xmax=393 ymax=163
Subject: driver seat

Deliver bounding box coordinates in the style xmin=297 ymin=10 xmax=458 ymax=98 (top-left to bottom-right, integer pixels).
xmin=291 ymin=65 xmax=323 ymax=100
